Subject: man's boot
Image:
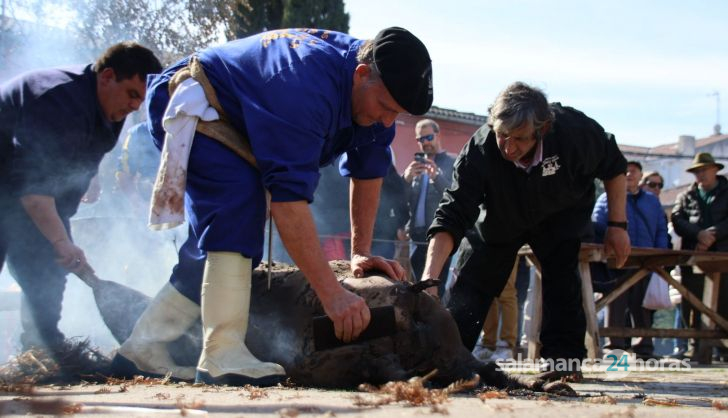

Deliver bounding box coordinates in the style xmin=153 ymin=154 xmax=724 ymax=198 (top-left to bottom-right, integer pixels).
xmin=112 ymin=282 xmax=199 ymax=380
xmin=195 ymin=251 xmax=286 ymax=386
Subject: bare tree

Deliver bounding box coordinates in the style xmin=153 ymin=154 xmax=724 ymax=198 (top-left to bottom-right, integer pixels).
xmin=72 ymin=0 xmax=246 ymax=65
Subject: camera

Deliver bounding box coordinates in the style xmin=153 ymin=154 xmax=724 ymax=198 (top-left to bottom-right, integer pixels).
xmin=414 ymin=152 xmax=426 ymax=163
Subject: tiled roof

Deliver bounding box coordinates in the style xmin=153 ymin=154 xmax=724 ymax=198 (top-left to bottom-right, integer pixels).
xmin=425 ymin=106 xmax=487 ymax=126
xmin=696 ymin=134 xmax=728 ymax=148
xmin=619 ymin=144 xmax=651 ymax=154
xmin=624 ymin=134 xmax=728 ymax=157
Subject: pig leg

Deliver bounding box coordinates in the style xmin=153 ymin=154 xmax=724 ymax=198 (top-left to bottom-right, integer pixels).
xmin=474 ymin=361 xmax=577 ymax=396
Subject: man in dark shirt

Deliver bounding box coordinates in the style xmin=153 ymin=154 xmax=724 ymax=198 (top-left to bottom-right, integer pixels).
xmin=421 ymin=82 xmax=630 ymax=375
xmin=0 ymin=42 xmax=161 ymax=354
xmin=402 ymin=119 xmax=455 ymax=294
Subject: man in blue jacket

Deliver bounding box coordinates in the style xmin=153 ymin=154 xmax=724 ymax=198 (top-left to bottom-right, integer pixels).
xmin=0 ymin=42 xmax=161 ymax=356
xmin=113 ymin=27 xmax=433 ymax=386
xmin=592 ymin=160 xmax=669 ymax=359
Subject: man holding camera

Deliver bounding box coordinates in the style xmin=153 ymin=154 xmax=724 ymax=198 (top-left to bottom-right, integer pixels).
xmin=402 ymin=119 xmax=455 ymax=295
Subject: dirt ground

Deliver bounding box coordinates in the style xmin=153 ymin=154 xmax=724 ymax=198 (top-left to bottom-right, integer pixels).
xmin=1 ymin=363 xmax=727 ymax=417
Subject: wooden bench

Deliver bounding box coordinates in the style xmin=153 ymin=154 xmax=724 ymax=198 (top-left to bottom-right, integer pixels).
xmin=520 ymin=244 xmax=728 ymax=363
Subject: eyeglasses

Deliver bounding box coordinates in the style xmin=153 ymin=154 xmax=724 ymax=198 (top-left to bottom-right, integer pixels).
xmin=416 ymin=134 xmax=436 ymax=143
xmin=645 ymin=181 xmax=664 ymax=189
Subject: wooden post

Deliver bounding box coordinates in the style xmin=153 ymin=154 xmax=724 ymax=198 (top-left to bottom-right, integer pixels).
xmin=525 ymin=254 xmax=542 ymax=360
xmin=579 ymin=262 xmax=601 ymax=359
xmin=594 ymin=268 xmax=650 ymax=312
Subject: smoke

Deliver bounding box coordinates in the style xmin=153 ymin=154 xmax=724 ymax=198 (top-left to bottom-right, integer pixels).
xmin=0 ymin=10 xmax=88 ymax=80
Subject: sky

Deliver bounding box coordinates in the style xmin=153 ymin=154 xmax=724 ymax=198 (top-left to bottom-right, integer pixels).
xmin=344 ymin=0 xmax=728 ymax=148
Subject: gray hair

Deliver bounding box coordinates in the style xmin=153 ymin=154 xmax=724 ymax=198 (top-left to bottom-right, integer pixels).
xmin=357 ymin=40 xmax=374 ymax=64
xmin=487 ymin=82 xmax=554 ymax=139
xmin=415 ymin=118 xmax=440 ymax=133
xmin=356 ymin=40 xmax=380 ymax=82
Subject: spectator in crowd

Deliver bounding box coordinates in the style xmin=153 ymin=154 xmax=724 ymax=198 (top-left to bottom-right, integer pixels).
xmin=402 ymin=119 xmax=455 ymax=295
xmin=421 ymin=82 xmax=629 ymax=378
xmin=372 ymin=160 xmax=409 ymax=259
xmin=640 ymin=171 xmax=665 ymax=197
xmin=671 ymin=152 xmax=728 ymax=361
xmin=468 ymin=241 xmax=519 ymax=361
xmin=593 ymin=160 xmax=669 ymax=360
xmin=640 ymin=170 xmax=687 ymax=358
xmin=116 ymin=120 xmax=161 ymax=217
xmin=311 ymin=156 xmax=352 ymax=261
xmin=0 ymin=42 xmax=161 ymax=357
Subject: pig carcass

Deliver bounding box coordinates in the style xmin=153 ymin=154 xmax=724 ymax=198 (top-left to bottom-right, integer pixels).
xmin=124 ymin=261 xmax=572 ymax=394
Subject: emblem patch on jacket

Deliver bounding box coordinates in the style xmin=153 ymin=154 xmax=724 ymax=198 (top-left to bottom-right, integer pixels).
xmin=542 ymin=155 xmax=561 ymax=176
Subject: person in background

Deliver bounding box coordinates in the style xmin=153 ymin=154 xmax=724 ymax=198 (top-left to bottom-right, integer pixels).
xmin=372 ymin=160 xmax=409 ymax=259
xmin=402 ymin=119 xmax=455 ymax=295
xmin=311 ymin=156 xmax=352 ymax=261
xmin=470 ymin=247 xmax=519 ymax=361
xmin=640 ymin=170 xmax=686 ymax=359
xmin=671 ymin=152 xmax=728 ymax=361
xmin=421 ymin=82 xmax=630 ymax=379
xmin=116 ymin=120 xmax=161 ymax=217
xmin=0 ymin=42 xmax=161 ymax=356
xmin=593 ymin=161 xmax=669 ymax=360
xmin=640 ymin=171 xmax=665 ymax=198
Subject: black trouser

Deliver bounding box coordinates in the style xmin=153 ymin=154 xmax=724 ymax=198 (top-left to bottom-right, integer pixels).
xmin=604 ymin=269 xmax=654 ymax=354
xmin=446 ymin=235 xmax=587 ymax=361
xmin=1 ymin=204 xmax=68 ymax=351
xmin=680 ymin=268 xmax=728 ymax=354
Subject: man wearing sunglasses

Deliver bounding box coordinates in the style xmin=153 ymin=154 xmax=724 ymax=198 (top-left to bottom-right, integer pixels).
xmin=640 ymin=172 xmax=665 ymax=197
xmin=402 ymin=119 xmax=455 ymax=295
xmin=593 ymin=160 xmax=669 ymax=360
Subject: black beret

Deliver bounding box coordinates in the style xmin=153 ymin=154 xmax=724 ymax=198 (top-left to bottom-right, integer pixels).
xmin=373 ymin=27 xmax=433 ymax=115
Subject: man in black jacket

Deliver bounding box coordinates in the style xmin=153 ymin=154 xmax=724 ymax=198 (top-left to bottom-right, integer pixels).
xmin=671 ymin=152 xmax=728 ymax=360
xmin=421 ymin=82 xmax=630 ymax=373
xmin=403 ymin=119 xmax=455 ymax=294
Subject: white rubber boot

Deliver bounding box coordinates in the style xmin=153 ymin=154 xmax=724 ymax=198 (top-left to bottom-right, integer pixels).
xmin=113 ymin=282 xmax=198 ymax=380
xmin=195 ymin=251 xmax=285 ymax=386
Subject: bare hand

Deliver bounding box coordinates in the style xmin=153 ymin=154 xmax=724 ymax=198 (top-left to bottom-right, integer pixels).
xmin=351 ymin=253 xmax=406 ymax=281
xmin=403 ymin=161 xmax=428 ymax=183
xmin=604 ymin=227 xmax=631 ymax=268
xmin=53 ymin=239 xmax=94 ymax=275
xmin=422 ymin=157 xmax=439 ymax=179
xmin=319 ymin=287 xmax=371 ymax=342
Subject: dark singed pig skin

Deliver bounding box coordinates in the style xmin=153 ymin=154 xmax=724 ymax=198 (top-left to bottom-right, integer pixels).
xmin=244 ymin=261 xmax=573 ymax=394
xmin=120 ymin=261 xmax=574 ymax=395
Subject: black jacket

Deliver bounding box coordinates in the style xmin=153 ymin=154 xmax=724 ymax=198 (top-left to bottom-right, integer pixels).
xmin=0 ymin=64 xmax=122 ymax=218
xmin=429 ymin=103 xmax=626 ymax=251
xmin=374 ymin=164 xmax=409 ymax=240
xmin=671 ymin=176 xmax=728 ymax=251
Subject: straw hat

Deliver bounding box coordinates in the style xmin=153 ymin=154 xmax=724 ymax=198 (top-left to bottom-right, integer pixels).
xmin=686 ymin=152 xmax=724 ymax=172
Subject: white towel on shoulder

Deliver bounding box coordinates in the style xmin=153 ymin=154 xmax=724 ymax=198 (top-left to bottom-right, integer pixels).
xmin=148 ymin=78 xmax=219 ymax=230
